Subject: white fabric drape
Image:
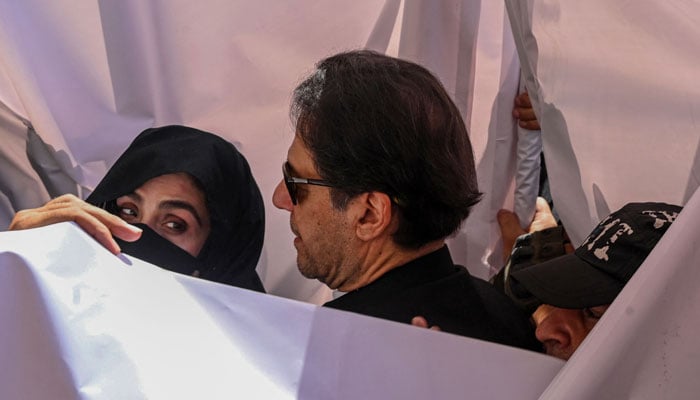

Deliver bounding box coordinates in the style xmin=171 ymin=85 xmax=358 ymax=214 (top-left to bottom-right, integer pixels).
xmin=2 ymin=191 xmax=699 ymax=398
xmin=0 ymin=222 xmax=563 ymax=399
xmin=506 ymin=0 xmax=700 ymax=245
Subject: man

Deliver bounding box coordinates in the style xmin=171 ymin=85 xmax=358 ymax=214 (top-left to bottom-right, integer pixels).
xmin=272 ymin=50 xmax=540 ymax=351
xmin=504 ymin=202 xmax=682 ymax=360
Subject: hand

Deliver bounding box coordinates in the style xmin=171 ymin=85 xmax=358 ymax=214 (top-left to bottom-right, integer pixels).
xmin=529 ymin=197 xmax=558 ymax=233
xmin=411 ymin=316 xmax=441 ymax=331
xmin=497 ymin=209 xmax=527 ymax=261
xmin=512 ymin=92 xmax=541 ymax=130
xmin=9 ymin=194 xmax=142 ymax=254
xmin=497 ymin=197 xmax=558 ymax=261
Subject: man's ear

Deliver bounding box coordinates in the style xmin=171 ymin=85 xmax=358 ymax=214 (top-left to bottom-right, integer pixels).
xmin=354 ymin=192 xmax=394 ymax=241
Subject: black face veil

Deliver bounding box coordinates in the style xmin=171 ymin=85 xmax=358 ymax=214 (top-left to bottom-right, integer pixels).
xmin=86 ymin=125 xmax=265 ymax=292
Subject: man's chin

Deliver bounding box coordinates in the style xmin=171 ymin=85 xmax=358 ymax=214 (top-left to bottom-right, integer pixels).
xmin=297 ymin=265 xmax=318 ymax=280
xmin=297 ymin=252 xmax=323 ymax=282
xmin=295 ymin=255 xmax=314 ymax=279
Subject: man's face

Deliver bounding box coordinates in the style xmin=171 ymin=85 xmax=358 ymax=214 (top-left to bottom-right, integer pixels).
xmin=272 ymin=136 xmax=360 ymax=289
xmin=532 ymin=304 xmax=610 ymax=360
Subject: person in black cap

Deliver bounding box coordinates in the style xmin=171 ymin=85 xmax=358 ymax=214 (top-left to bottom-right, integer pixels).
xmin=10 ymin=125 xmax=266 ymax=292
xmin=505 ymin=202 xmax=682 ymax=360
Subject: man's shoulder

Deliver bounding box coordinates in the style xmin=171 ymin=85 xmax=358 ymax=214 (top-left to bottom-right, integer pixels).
xmin=323 ymin=248 xmax=540 ymax=351
xmin=321 ymin=248 xmax=494 ymax=324
xmin=323 ymin=247 xmax=461 ymax=311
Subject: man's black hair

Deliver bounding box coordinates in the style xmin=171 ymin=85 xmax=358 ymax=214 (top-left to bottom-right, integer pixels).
xmin=291 ymin=50 xmax=481 ymax=249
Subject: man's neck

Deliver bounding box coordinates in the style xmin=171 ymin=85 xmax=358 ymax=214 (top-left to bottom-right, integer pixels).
xmin=336 ymin=239 xmax=445 ymax=292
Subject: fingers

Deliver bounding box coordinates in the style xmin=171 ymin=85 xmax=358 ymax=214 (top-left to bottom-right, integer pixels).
xmin=71 ymin=208 xmax=142 ymax=254
xmin=514 ymin=92 xmax=532 ymax=108
xmin=411 ymin=316 xmax=429 ymax=328
xmin=411 ymin=316 xmax=441 ymax=331
xmin=498 ymin=209 xmax=527 ymax=261
xmin=529 ymin=197 xmax=558 ymax=232
xmin=86 ymin=207 xmax=142 ymax=242
xmin=513 ymin=92 xmax=541 ymax=130
xmin=535 ymin=196 xmax=550 ymax=210
xmin=9 ymin=194 xmax=142 ymax=255
xmin=497 ymin=209 xmax=524 ymax=234
xmin=514 ymin=106 xmax=541 ymax=130
xmin=70 ymin=211 xmax=124 ymax=254
xmin=513 ymin=107 xmax=536 ymax=121
xmin=518 ymin=119 xmax=541 ymax=130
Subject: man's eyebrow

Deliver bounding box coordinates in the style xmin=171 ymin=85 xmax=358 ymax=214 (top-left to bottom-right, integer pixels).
xmin=286 ymin=160 xmax=300 ymax=175
xmin=159 ymin=200 xmax=204 ymax=227
xmin=287 ymin=159 xmax=318 ymax=179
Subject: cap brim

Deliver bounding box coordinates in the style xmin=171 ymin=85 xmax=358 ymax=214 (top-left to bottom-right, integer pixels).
xmin=510 ymin=253 xmax=624 ymax=309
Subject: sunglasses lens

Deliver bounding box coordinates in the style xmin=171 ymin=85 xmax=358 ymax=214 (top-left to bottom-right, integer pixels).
xmin=283 ymin=163 xmax=297 ymax=205
xmin=287 ymin=181 xmax=297 ymax=205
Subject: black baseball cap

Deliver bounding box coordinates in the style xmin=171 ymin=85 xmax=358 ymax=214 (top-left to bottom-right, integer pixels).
xmin=510 ymin=202 xmax=682 ymax=309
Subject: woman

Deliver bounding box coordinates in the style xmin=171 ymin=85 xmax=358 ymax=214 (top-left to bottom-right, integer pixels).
xmin=10 ymin=125 xmax=265 ymax=292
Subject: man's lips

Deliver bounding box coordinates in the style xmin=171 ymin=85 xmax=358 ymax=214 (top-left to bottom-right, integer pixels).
xmin=290 ymin=222 xmax=301 ymax=244
xmin=290 ymin=221 xmax=300 ymax=237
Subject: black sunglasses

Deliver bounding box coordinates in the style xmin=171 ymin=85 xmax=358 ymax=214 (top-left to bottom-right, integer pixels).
xmin=283 ymin=162 xmax=335 ymax=205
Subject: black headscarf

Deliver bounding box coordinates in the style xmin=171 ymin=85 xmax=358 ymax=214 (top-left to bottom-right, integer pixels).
xmin=86 ymin=125 xmax=266 ymax=292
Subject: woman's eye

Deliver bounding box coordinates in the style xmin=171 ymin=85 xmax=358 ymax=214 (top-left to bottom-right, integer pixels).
xmin=118 ymin=206 xmax=138 ymax=219
xmin=164 ymin=220 xmax=187 ymax=233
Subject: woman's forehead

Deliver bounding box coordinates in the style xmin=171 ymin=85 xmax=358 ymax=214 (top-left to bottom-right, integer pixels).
xmin=136 ymin=173 xmax=206 ymax=202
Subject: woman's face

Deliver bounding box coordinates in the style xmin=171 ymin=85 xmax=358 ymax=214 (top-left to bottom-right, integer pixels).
xmin=115 ymin=173 xmax=211 ymax=256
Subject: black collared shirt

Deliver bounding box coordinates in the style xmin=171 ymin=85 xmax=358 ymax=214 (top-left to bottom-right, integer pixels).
xmin=324 ymin=246 xmax=542 ymax=352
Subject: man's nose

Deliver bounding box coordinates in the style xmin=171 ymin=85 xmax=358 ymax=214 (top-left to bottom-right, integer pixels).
xmin=533 ymin=305 xmax=574 ymax=353
xmin=272 ymin=180 xmax=293 ymax=211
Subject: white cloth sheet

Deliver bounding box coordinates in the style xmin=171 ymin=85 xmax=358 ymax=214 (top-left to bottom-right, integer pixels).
xmin=506 ymin=0 xmax=700 ymax=245
xmin=0 ymin=223 xmax=562 ymax=399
